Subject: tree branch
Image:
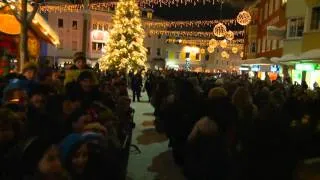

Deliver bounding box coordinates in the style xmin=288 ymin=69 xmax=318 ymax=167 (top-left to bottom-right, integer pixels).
xmin=27 ymin=3 xmax=39 ymax=23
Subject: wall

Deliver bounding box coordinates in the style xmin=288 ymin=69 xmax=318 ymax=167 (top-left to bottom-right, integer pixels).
xmin=286 ymin=0 xmax=307 ymax=17
xmin=256 ymin=0 xmax=286 ymax=58
xmin=302 ymin=2 xmax=320 ymax=52
xmin=283 ymin=39 xmax=303 ymax=55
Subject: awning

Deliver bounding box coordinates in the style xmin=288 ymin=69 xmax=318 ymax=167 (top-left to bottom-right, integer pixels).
xmin=241 ymin=57 xmax=273 ymax=65
xmin=0 ymin=2 xmax=59 ymax=46
xmin=271 ymin=49 xmax=320 ymax=65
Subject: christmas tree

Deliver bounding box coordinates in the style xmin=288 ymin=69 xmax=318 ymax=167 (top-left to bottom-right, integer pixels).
xmin=99 ymin=0 xmax=147 ymax=72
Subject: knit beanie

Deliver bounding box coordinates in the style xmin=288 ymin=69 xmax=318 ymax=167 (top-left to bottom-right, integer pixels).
xmin=59 ymin=133 xmax=85 ymax=165
xmin=208 ymin=87 xmax=228 ymax=99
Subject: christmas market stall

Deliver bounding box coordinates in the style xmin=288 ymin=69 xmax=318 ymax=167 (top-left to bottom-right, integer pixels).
xmin=0 ymin=2 xmax=59 ymax=75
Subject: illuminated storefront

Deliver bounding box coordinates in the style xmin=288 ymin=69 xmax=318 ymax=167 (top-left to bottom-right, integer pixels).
xmin=292 ymin=63 xmax=320 ymax=88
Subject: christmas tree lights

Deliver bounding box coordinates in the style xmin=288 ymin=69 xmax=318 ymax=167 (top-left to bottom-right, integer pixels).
xmin=99 ymin=0 xmax=147 ymax=72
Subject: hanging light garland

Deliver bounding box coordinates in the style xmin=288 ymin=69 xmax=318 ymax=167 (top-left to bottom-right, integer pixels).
xmin=166 ymin=38 xmax=245 ymax=47
xmin=200 ymin=48 xmax=206 ymax=54
xmin=213 ymin=23 xmax=227 ymax=37
xmin=221 ymin=51 xmax=228 ymax=58
xmin=207 ymin=46 xmax=215 ymax=53
xmin=149 ymin=30 xmax=244 ymax=38
xmin=220 ymin=39 xmax=228 ymax=48
xmin=144 ymin=19 xmax=238 ymax=28
xmin=240 ymin=51 xmax=244 ymax=58
xmin=225 ymin=30 xmax=234 ymax=41
xmin=232 ymin=47 xmax=238 ymax=54
xmin=237 ymin=10 xmax=252 ymax=26
xmin=208 ymin=38 xmax=219 ymax=48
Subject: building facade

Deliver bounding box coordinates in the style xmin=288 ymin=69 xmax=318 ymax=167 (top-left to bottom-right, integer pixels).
xmin=256 ymin=0 xmax=287 ymax=58
xmin=41 ymin=8 xmax=167 ymax=68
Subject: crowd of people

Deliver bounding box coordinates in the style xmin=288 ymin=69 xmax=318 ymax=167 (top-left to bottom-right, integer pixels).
xmin=149 ymin=70 xmax=320 ymax=180
xmin=0 ymin=52 xmax=134 ymax=180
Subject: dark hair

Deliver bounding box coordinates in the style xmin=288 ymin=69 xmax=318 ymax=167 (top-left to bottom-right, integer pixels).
xmin=73 ymin=52 xmax=86 ymax=63
xmin=77 ymin=71 xmax=94 ymax=82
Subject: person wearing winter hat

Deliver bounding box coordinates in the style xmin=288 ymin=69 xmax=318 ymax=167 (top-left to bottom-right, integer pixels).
xmin=59 ymin=133 xmax=89 ymax=180
xmin=19 ymin=136 xmax=68 ymax=180
xmin=208 ymin=87 xmax=228 ymax=99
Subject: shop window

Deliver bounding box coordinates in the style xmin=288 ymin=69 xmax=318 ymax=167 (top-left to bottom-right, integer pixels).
xmin=98 ymin=24 xmax=103 ymax=30
xmin=58 ymin=18 xmax=63 ymax=28
xmin=72 ymin=20 xmax=77 ymax=30
xmin=311 ymin=7 xmax=320 ymax=30
xmin=157 ymin=48 xmax=161 ymax=56
xmin=147 ymin=47 xmax=151 ymax=55
xmin=288 ymin=18 xmax=304 ymax=38
xmin=269 ymin=0 xmax=274 ymax=15
xmin=72 ymin=41 xmax=77 ymax=51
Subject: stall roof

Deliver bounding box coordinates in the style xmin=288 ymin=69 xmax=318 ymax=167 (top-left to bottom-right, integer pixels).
xmin=0 ymin=2 xmax=59 ymax=46
xmin=271 ymin=49 xmax=320 ymax=65
xmin=241 ymin=57 xmax=273 ymax=65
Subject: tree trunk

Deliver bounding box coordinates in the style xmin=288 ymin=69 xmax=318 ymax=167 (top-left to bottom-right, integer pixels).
xmin=20 ymin=0 xmax=29 ymax=72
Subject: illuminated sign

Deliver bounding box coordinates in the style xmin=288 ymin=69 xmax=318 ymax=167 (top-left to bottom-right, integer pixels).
xmin=239 ymin=66 xmax=250 ymax=71
xmin=295 ymin=64 xmax=316 ymax=71
xmin=270 ymin=65 xmax=280 ymax=72
xmin=251 ymin=65 xmax=260 ymax=72
xmin=91 ymin=30 xmax=109 ymax=42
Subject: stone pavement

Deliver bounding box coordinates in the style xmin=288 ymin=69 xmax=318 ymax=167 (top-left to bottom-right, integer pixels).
xmin=127 ymin=92 xmax=185 ymax=180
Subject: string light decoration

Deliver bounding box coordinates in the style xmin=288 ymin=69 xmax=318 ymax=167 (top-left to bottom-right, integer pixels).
xmin=207 ymin=46 xmax=215 ymax=53
xmin=232 ymin=47 xmax=238 ymax=54
xmin=209 ymin=38 xmax=219 ymax=48
xmin=225 ymin=30 xmax=234 ymax=41
xmin=225 ymin=53 xmax=230 ymax=59
xmin=166 ymin=38 xmax=245 ymax=47
xmin=99 ymin=0 xmax=147 ymax=71
xmin=240 ymin=51 xmax=244 ymax=58
xmin=213 ymin=23 xmax=227 ymax=37
xmin=200 ymin=48 xmax=206 ymax=54
xmin=149 ymin=30 xmax=244 ymax=38
xmin=221 ymin=51 xmax=228 ymax=58
xmin=144 ymin=19 xmax=238 ymax=28
xmin=237 ymin=10 xmax=252 ymax=26
xmin=220 ymin=39 xmax=228 ymax=48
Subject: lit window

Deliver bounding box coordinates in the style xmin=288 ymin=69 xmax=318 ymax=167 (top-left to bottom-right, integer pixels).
xmin=92 ymin=42 xmax=105 ymax=51
xmin=311 ymin=7 xmax=320 ymax=30
xmin=72 ymin=41 xmax=77 ymax=51
xmin=72 ymin=21 xmax=77 ymax=30
xmin=58 ymin=18 xmax=63 ymax=28
xmin=147 ymin=12 xmax=153 ymax=19
xmin=287 ymin=18 xmax=304 ymax=38
xmin=282 ymin=0 xmax=287 ymax=5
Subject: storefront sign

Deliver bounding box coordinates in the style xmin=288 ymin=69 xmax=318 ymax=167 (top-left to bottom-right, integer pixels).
xmin=251 ymin=65 xmax=260 ymax=72
xmin=295 ymin=64 xmax=316 ymax=71
xmin=270 ymin=64 xmax=280 ymax=72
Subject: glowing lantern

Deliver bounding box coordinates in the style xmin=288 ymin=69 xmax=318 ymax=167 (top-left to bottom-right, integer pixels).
xmin=200 ymin=48 xmax=206 ymax=54
xmin=237 ymin=10 xmax=252 ymax=26
xmin=221 ymin=51 xmax=228 ymax=58
xmin=207 ymin=46 xmax=215 ymax=53
xmin=240 ymin=51 xmax=244 ymax=58
xmin=220 ymin=40 xmax=228 ymax=48
xmin=213 ymin=23 xmax=227 ymax=37
xmin=232 ymin=47 xmax=238 ymax=54
xmin=208 ymin=38 xmax=218 ymax=48
xmin=225 ymin=31 xmax=234 ymax=41
xmin=225 ymin=53 xmax=230 ymax=59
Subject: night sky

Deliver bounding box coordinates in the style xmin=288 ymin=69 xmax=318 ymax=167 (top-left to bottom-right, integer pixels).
xmin=153 ymin=3 xmax=242 ymax=21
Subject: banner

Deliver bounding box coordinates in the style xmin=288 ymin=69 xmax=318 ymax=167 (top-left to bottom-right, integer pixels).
xmin=267 ymin=26 xmax=286 ymax=40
